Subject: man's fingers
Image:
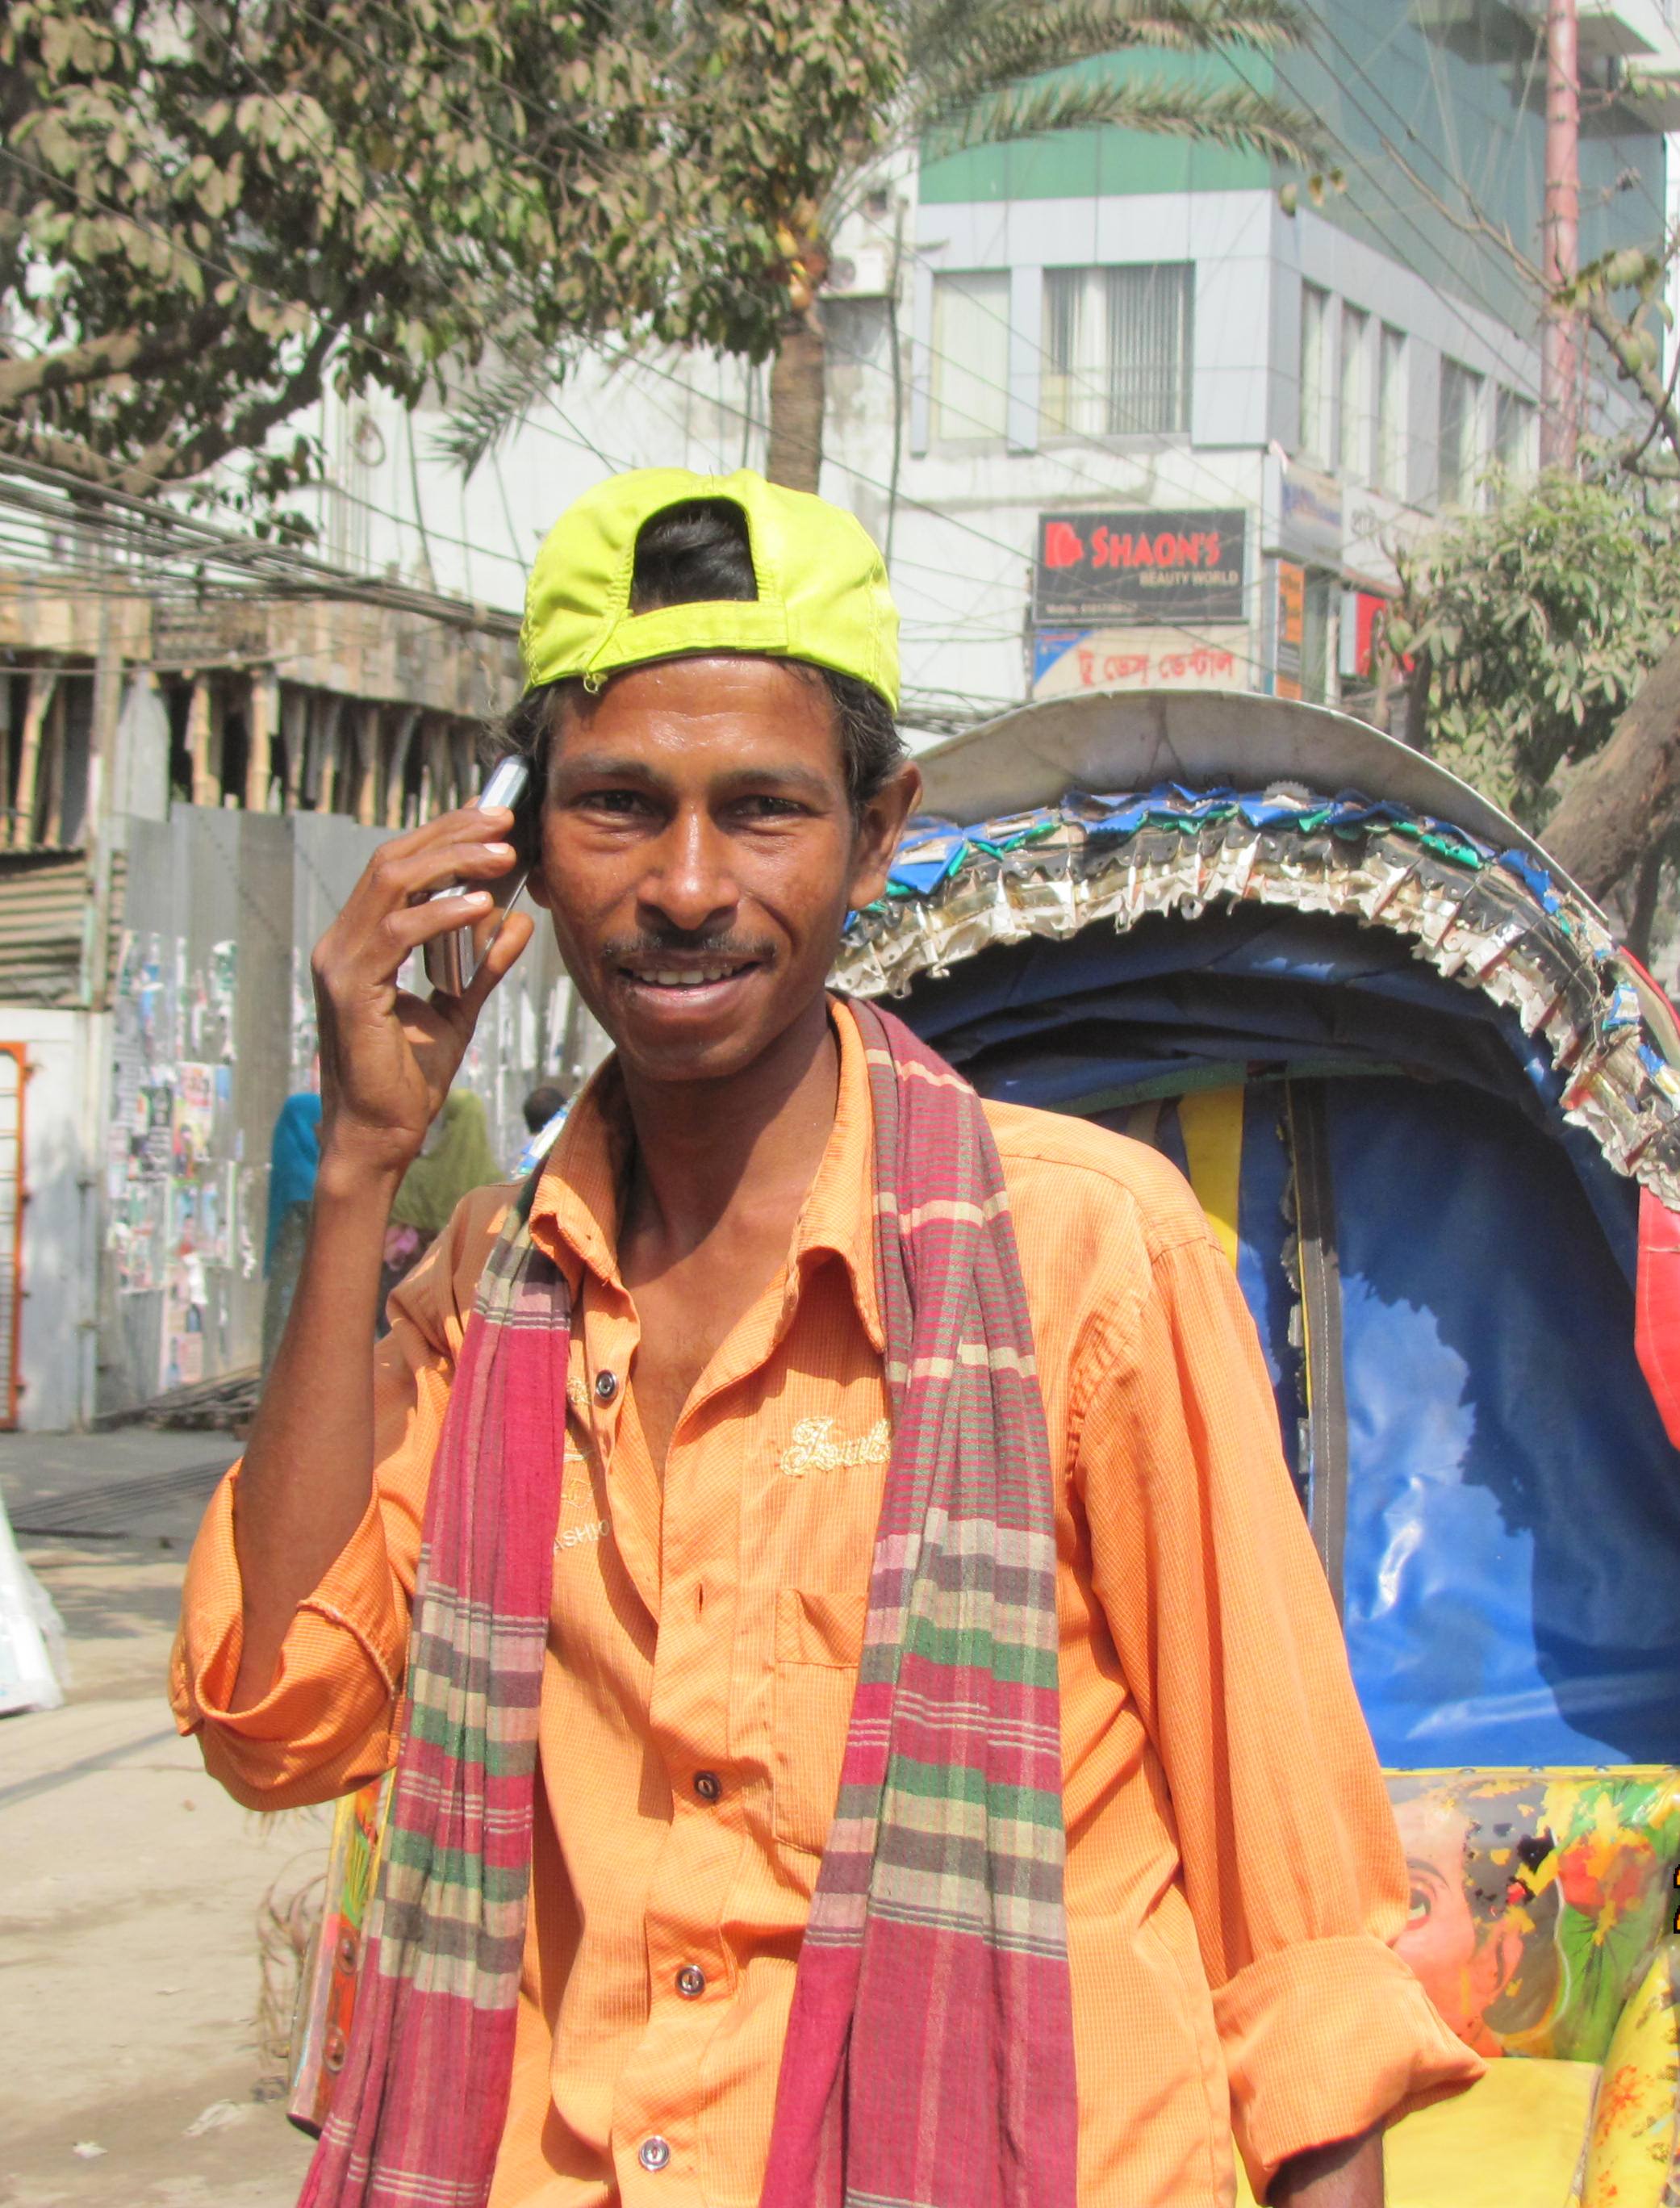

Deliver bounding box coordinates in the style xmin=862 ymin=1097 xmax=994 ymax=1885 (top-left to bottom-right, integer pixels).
xmin=456 ymin=909 xmax=534 ymax=1023
xmin=378 ymin=889 xmax=500 ymax=959
xmin=369 ymin=837 xmax=520 ymax=911
xmin=333 ymin=813 xmax=512 ymax=923
xmin=384 ymin=801 xmax=517 ymax=865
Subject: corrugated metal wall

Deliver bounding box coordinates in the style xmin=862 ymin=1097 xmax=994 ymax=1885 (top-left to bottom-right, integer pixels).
xmin=98 ymin=807 xmax=575 ymax=1416
xmin=0 ymin=851 xmax=89 ymax=1006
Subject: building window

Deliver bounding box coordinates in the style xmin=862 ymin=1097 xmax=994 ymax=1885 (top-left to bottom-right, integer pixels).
xmin=1338 ymin=304 xmax=1369 ymax=478
xmin=1377 ymin=325 xmax=1407 ymax=497
xmin=1041 ymin=262 xmax=1193 ymax=438
xmin=1438 ymin=357 xmax=1484 ymax=507
xmin=930 ymin=271 xmax=1010 ymax=441
xmin=1494 ymin=386 xmax=1538 ymax=482
xmin=1299 ymin=282 xmax=1330 ymax=461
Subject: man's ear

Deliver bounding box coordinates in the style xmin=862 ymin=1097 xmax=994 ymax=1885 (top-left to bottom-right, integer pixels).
xmin=525 ymin=861 xmax=552 ymax=912
xmin=846 ymin=760 xmax=922 ymax=913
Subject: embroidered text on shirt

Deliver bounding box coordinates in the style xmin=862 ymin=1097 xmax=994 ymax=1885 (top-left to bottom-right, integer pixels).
xmin=556 ymin=1516 xmax=610 ymax=1552
xmin=778 ymin=1416 xmax=892 ymax=1478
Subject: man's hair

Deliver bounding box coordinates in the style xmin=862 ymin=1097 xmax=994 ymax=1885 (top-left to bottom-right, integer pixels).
xmin=489 ymin=499 xmax=905 ymax=841
xmin=521 ymin=1082 xmax=569 ymax=1132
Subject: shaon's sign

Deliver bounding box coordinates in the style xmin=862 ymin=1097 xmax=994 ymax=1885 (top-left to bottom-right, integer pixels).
xmin=1034 ymin=508 xmax=1247 ymax=625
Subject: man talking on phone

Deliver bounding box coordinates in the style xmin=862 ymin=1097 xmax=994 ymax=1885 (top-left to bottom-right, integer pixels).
xmin=172 ymin=470 xmax=1477 ymax=2208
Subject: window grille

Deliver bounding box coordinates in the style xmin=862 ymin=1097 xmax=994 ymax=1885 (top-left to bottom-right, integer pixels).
xmin=1042 ymin=262 xmax=1193 ymax=438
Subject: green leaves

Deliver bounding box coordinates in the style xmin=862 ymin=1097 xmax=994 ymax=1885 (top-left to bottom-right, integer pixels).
xmin=0 ymin=0 xmax=1317 ymax=510
xmin=922 ymin=72 xmax=1319 ymax=164
xmin=0 ymin=0 xmax=900 ymax=508
xmin=1387 ymin=460 xmax=1680 ymax=826
xmin=908 ymin=0 xmax=1320 ymax=169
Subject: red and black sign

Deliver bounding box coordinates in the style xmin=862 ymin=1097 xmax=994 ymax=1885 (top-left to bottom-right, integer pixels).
xmin=1034 ymin=508 xmax=1247 ymax=625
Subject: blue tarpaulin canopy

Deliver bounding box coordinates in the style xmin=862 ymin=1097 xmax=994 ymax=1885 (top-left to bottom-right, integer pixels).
xmin=838 ymin=695 xmax=1680 ymax=1769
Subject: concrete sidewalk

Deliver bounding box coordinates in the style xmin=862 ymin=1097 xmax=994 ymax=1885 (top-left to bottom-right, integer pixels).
xmin=0 ymin=1429 xmax=319 ymax=2207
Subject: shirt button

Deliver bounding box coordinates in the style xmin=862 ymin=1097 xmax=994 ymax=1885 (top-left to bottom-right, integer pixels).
xmin=637 ymin=2136 xmax=671 ymax=2173
xmin=676 ymin=1963 xmax=706 ymax=1998
xmin=692 ymin=1770 xmax=721 ymax=1803
xmin=594 ymin=1370 xmax=618 ymax=1402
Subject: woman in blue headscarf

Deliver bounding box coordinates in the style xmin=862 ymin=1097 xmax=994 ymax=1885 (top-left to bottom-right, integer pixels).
xmin=261 ymin=1092 xmax=322 ymax=1370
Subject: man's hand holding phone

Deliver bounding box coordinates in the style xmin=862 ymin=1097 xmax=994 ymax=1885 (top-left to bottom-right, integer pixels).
xmin=309 ymin=792 xmax=534 ymax=1192
xmin=231 ymin=795 xmax=533 ymax=1708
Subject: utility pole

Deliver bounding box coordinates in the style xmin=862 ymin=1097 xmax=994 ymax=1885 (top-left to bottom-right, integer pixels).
xmin=1541 ymin=0 xmax=1580 ymax=470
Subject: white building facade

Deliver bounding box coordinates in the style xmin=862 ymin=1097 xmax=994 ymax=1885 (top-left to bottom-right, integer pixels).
xmin=285 ymin=2 xmax=1679 ymax=738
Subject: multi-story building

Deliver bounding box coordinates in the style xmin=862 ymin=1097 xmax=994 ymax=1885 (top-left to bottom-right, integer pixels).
xmin=286 ymin=4 xmax=1680 ymax=738
xmin=823 ymin=0 xmax=1680 ymax=722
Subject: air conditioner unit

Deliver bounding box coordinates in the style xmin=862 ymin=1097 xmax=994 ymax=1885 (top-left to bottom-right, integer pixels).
xmin=826 ymin=245 xmax=893 ymax=299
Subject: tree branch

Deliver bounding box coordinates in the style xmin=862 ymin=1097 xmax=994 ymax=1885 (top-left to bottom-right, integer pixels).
xmin=0 ymin=321 xmax=209 ymax=410
xmin=1544 ymin=628 xmax=1680 ymax=897
xmin=112 ymin=319 xmax=343 ymax=495
xmin=0 ymin=414 xmax=139 ymax=490
xmin=1578 ymin=283 xmax=1680 ymax=474
xmin=1374 ymin=133 xmax=1680 ymax=472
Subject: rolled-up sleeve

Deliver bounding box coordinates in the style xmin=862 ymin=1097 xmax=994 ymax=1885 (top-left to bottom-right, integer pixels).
xmin=169 ymin=1188 xmax=510 ymax=1811
xmin=1073 ymin=1223 xmax=1482 ymax=2202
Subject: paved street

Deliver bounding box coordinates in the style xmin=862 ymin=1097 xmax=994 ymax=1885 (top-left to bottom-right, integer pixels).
xmin=0 ymin=1432 xmax=318 ymax=2207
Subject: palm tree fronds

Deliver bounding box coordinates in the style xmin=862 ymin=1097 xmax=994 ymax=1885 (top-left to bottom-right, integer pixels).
xmin=433 ymin=346 xmax=564 ymax=477
xmin=907 ymin=0 xmax=1309 ymax=90
xmin=919 ymin=73 xmax=1324 ymax=169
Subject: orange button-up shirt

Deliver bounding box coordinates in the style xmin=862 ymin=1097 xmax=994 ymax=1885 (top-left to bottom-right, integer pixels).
xmin=171 ymin=1001 xmax=1478 ymax=2206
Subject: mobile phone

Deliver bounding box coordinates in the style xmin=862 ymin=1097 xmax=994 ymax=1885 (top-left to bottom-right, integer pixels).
xmin=421 ymin=755 xmax=533 ymax=995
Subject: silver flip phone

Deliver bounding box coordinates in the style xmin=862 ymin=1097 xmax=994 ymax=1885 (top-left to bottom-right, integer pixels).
xmin=421 ymin=755 xmax=533 ymax=995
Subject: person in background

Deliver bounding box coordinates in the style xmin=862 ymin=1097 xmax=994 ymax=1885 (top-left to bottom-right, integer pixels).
xmin=260 ymin=1091 xmax=322 ymax=1371
xmin=377 ymin=1089 xmax=499 ymax=1324
xmin=513 ymin=1078 xmax=571 ymax=1177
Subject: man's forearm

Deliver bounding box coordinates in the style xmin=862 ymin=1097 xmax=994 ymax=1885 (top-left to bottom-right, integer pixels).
xmin=228 ymin=1158 xmax=400 ymax=1708
xmin=1269 ymin=2127 xmax=1382 ymax=2208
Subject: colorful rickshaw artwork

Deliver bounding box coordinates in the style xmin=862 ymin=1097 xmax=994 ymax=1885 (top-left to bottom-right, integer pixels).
xmin=833 ymin=690 xmax=1680 ymax=2208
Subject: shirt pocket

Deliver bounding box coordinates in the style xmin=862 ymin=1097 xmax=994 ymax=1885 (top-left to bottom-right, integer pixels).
xmin=771 ymin=1587 xmax=869 ymax=1857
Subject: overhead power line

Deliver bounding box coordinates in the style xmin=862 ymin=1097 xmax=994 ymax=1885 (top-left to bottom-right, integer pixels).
xmin=0 ymin=450 xmax=520 ymax=636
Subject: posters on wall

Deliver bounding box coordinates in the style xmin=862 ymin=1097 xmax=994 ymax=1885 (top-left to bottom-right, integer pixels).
xmin=173 ymin=1062 xmax=215 ymax=1174
xmin=107 ymin=1179 xmax=167 ymax=1295
xmin=104 ymin=929 xmax=244 ymax=1390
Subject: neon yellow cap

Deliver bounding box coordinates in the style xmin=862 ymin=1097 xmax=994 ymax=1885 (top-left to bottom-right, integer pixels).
xmin=519 ymin=467 xmax=900 ymax=712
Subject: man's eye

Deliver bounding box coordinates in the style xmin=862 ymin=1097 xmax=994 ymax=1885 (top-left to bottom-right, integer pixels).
xmin=735 ymin=795 xmax=804 ymax=819
xmin=583 ymin=790 xmax=647 ymax=815
xmin=1407 ymin=1884 xmax=1431 ymax=1922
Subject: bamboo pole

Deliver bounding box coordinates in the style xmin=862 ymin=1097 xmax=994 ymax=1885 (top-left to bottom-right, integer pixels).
xmin=40 ymin=680 xmax=65 ymax=843
xmin=385 ymin=705 xmax=422 ymax=829
xmin=247 ymin=668 xmax=278 ymax=813
xmin=186 ymin=674 xmax=216 ymax=808
xmin=316 ymin=695 xmax=344 ymax=814
xmin=449 ymin=721 xmax=477 ymax=810
xmin=282 ymin=687 xmax=308 ymax=811
xmin=354 ymin=702 xmax=381 ymax=826
xmin=420 ymin=716 xmax=451 ymax=819
xmin=12 ymin=665 xmax=59 ymax=848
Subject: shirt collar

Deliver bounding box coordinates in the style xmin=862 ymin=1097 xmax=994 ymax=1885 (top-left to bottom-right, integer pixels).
xmin=528 ymin=994 xmax=884 ymax=1352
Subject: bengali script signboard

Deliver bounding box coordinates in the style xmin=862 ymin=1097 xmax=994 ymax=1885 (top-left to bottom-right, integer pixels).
xmin=1033 ymin=508 xmax=1247 ymax=625
xmin=1031 ymin=625 xmax=1250 ymax=701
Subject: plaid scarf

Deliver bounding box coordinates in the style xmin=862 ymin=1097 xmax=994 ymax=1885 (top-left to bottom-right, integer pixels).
xmin=299 ymin=1000 xmax=1076 ymax=2208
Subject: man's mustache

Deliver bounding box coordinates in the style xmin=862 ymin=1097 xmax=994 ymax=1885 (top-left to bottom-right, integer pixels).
xmin=600 ymin=932 xmax=775 ymax=964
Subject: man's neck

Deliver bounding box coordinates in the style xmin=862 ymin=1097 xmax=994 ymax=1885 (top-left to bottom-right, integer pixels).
xmin=616 ymin=993 xmax=841 ymax=1273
